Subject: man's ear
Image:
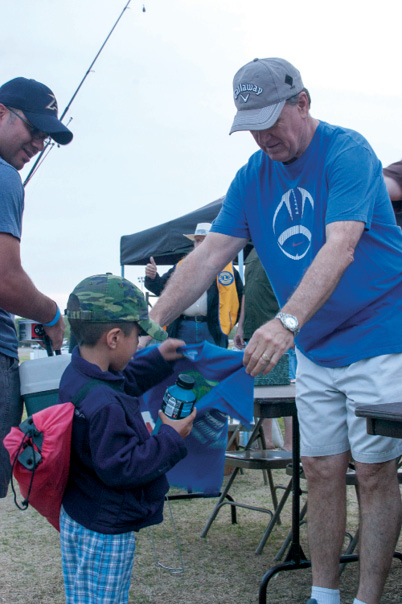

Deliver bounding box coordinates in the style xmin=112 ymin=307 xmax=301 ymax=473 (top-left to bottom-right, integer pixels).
xmin=297 ymin=92 xmax=310 ymax=117
xmin=105 ymin=327 xmax=121 ymax=350
xmin=0 ymin=104 xmax=8 ymax=122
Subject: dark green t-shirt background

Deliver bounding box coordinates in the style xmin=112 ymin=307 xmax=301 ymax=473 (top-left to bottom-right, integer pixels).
xmin=243 ymin=247 xmax=279 ymax=341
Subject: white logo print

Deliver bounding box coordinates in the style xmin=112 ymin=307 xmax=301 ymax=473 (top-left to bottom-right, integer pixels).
xmin=234 ymin=83 xmax=263 ymax=101
xmin=273 ymin=187 xmax=314 ymax=260
xmin=46 ymin=93 xmax=58 ymax=112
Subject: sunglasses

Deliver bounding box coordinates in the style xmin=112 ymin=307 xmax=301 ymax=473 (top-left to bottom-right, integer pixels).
xmin=7 ymin=107 xmax=51 ymax=144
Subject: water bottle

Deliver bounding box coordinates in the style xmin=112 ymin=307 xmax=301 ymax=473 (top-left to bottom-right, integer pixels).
xmin=152 ymin=374 xmax=196 ymax=434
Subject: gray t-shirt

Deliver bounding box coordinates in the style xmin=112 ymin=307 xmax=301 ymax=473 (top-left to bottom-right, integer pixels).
xmin=0 ymin=158 xmax=24 ymax=359
xmin=383 ymin=160 xmax=402 ymax=190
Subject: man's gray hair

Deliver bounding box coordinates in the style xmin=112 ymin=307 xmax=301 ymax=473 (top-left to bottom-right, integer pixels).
xmin=286 ymin=88 xmax=311 ymax=108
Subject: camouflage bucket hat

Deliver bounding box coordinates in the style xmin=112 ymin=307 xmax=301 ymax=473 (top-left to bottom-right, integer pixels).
xmin=65 ymin=273 xmax=167 ymax=341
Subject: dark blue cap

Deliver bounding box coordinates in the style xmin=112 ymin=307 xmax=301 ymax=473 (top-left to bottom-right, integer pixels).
xmin=0 ymin=77 xmax=73 ymax=145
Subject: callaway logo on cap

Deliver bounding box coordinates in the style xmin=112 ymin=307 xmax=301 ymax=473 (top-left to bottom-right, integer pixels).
xmin=230 ymin=58 xmax=304 ymax=134
xmin=0 ymin=77 xmax=73 ymax=145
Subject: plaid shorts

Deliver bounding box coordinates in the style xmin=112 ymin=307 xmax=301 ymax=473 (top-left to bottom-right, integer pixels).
xmin=60 ymin=506 xmax=136 ymax=604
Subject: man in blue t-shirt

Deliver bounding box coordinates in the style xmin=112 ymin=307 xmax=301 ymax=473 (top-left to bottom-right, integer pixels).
xmin=149 ymin=58 xmax=402 ymax=604
xmin=0 ymin=77 xmax=73 ymax=498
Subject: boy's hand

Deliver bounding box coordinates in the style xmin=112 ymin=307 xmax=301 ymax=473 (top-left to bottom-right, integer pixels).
xmin=138 ymin=335 xmax=153 ymax=349
xmin=158 ymin=338 xmax=185 ymax=361
xmin=158 ymin=407 xmax=196 ymax=439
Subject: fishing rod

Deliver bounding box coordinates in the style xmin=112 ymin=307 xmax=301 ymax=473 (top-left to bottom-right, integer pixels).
xmin=24 ymin=0 xmax=140 ymax=187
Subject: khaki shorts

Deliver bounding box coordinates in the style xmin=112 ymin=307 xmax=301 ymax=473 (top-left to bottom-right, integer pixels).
xmin=296 ymin=351 xmax=402 ymax=463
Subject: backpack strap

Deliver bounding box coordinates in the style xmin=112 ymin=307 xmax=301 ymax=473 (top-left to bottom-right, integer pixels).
xmin=10 ymin=379 xmax=124 ymax=512
xmin=71 ymin=378 xmax=124 ymax=406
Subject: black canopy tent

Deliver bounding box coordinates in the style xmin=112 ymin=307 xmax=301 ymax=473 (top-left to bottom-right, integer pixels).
xmin=120 ymin=198 xmax=224 ymax=267
xmin=120 ymin=197 xmax=228 ymax=268
xmin=120 ymin=196 xmax=253 ymax=280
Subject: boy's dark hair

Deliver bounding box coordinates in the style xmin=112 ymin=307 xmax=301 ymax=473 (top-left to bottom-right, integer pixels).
xmin=69 ymin=319 xmax=137 ymax=347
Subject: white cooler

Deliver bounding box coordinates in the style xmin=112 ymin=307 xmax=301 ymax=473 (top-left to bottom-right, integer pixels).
xmin=19 ymin=354 xmax=71 ymax=416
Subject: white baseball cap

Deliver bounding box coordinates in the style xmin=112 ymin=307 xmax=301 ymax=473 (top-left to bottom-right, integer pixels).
xmin=183 ymin=223 xmax=212 ymax=241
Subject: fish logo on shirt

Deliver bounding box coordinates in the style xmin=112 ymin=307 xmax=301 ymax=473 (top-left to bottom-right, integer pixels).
xmin=273 ymin=187 xmax=314 ymax=260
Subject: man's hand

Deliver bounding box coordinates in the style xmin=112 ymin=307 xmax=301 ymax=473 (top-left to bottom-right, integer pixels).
xmin=243 ymin=318 xmax=294 ymax=376
xmin=43 ymin=315 xmax=65 ymax=351
xmin=158 ymin=338 xmax=185 ymax=361
xmin=145 ymin=257 xmax=157 ymax=280
xmin=242 ymin=220 xmax=365 ymax=377
xmin=233 ymin=326 xmax=245 ymax=350
xmin=158 ymin=407 xmax=196 ymax=439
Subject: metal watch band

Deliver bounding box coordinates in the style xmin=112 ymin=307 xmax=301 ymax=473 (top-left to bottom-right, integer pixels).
xmin=275 ymin=312 xmax=300 ymax=336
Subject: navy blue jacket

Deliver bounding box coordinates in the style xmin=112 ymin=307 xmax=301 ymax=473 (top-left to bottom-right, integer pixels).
xmin=58 ymin=347 xmax=187 ymax=534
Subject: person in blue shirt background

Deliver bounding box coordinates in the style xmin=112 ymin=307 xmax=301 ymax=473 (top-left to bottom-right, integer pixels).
xmin=0 ymin=77 xmax=72 ymax=500
xmin=148 ymin=58 xmax=402 ymax=604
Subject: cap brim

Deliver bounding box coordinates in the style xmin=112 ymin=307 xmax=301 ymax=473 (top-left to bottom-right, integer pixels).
xmin=138 ymin=318 xmax=168 ymax=341
xmin=24 ymin=110 xmax=73 ymax=145
xmin=229 ymin=100 xmax=286 ymax=134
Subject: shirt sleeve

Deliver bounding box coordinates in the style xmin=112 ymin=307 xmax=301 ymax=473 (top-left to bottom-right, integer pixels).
xmin=0 ymin=162 xmax=24 ymax=239
xmin=89 ymin=398 xmax=187 ymax=488
xmin=325 ymin=144 xmax=380 ymax=229
xmin=211 ymin=167 xmax=251 ymax=240
xmin=144 ymin=267 xmax=175 ymax=296
xmin=123 ymin=346 xmax=174 ymax=396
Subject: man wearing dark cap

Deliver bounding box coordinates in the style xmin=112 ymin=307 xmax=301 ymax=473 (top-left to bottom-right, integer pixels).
xmin=0 ymin=77 xmax=73 ymax=498
xmin=149 ymin=58 xmax=402 ymax=604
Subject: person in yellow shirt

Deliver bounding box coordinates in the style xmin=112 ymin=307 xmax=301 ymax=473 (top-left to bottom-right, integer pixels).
xmin=145 ymin=223 xmax=243 ymax=348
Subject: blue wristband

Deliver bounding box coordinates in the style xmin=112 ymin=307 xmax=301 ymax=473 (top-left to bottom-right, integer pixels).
xmin=44 ymin=306 xmax=61 ymax=327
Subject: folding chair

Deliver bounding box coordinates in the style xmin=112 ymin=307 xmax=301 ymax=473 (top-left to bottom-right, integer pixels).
xmin=200 ymin=439 xmax=293 ymax=554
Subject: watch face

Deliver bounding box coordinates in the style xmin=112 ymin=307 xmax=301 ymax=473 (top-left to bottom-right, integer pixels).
xmin=286 ymin=317 xmax=298 ymax=330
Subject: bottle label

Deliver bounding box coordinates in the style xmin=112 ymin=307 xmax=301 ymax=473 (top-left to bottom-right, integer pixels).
xmin=162 ymin=390 xmax=194 ymax=420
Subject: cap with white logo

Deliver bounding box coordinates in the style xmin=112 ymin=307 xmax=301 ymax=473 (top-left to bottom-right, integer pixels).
xmin=230 ymin=58 xmax=304 ymax=135
xmin=0 ymin=77 xmax=73 ymax=145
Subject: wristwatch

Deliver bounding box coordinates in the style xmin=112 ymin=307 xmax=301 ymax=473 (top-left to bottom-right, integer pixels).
xmin=275 ymin=312 xmax=300 ymax=336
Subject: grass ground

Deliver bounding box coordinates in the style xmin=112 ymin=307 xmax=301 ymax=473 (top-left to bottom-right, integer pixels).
xmin=1 ymin=467 xmax=401 ymax=604
xmin=3 ymin=349 xmax=401 ymax=603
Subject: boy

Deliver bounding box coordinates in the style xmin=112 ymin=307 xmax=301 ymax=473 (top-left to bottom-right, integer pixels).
xmin=58 ymin=273 xmax=196 ymax=604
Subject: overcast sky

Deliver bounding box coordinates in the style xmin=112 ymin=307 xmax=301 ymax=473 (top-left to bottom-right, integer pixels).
xmin=3 ymin=0 xmax=402 ymax=314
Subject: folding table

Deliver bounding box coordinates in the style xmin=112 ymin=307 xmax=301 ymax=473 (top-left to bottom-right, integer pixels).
xmin=355 ymin=401 xmax=402 ymax=438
